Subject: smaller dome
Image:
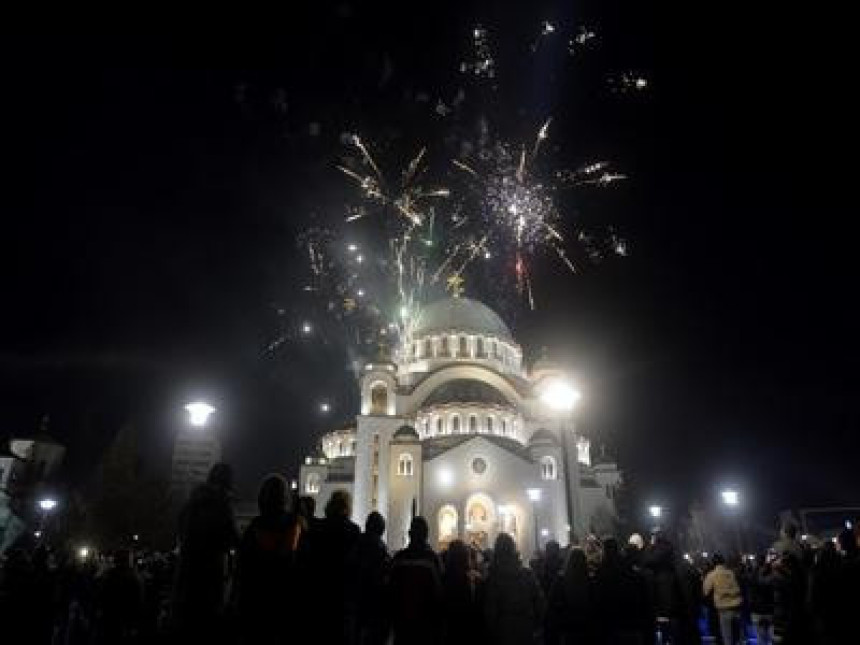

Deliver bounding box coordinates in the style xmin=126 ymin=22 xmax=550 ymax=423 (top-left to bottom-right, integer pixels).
xmin=528 ymin=428 xmax=559 ymax=446
xmin=393 ymin=425 xmax=419 ymax=441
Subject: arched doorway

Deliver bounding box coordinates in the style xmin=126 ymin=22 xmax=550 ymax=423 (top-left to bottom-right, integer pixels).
xmin=464 ymin=492 xmax=496 ymax=549
xmin=438 ymin=504 xmax=458 ymax=548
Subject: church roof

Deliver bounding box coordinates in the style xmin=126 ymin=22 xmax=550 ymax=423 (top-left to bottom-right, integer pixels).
xmin=421 ymin=379 xmax=513 ymax=408
xmin=421 ymin=434 xmax=533 ymax=462
xmin=414 ymin=297 xmax=513 ymax=341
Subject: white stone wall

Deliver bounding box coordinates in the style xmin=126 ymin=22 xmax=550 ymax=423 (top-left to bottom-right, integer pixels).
xmin=387 ymin=439 xmax=422 ymax=549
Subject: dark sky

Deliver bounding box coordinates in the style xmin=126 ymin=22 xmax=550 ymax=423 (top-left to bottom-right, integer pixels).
xmin=1 ymin=2 xmax=857 ymax=523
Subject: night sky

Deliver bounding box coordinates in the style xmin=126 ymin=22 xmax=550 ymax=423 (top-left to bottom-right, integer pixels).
xmin=2 ymin=3 xmax=857 ymax=524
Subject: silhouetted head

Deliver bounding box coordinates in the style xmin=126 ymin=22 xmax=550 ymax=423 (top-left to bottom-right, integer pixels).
xmin=712 ymin=553 xmax=726 ymax=567
xmin=325 ymin=490 xmax=352 ymax=520
xmin=365 ymin=511 xmax=385 ymax=538
xmin=408 ymin=516 xmax=429 ymax=546
xmin=258 ymin=474 xmax=288 ymax=516
xmin=545 ymin=540 xmax=561 ymax=561
xmin=446 ymin=539 xmax=470 ymax=576
xmin=603 ymin=536 xmax=620 ymax=564
xmin=207 ymin=463 xmax=233 ymax=492
xmin=298 ymin=495 xmax=316 ymax=519
xmin=492 ymin=532 xmax=519 ymax=569
xmin=114 ymin=549 xmax=132 ymax=569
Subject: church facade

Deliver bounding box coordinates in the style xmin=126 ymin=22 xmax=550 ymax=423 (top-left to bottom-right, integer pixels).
xmin=299 ymin=297 xmax=622 ymax=554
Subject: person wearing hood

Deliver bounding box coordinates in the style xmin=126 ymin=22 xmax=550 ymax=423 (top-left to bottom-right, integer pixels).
xmin=702 ymin=553 xmax=742 ymax=645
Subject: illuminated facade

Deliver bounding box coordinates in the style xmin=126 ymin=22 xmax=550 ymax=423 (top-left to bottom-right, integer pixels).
xmin=300 ymin=296 xmax=621 ymax=553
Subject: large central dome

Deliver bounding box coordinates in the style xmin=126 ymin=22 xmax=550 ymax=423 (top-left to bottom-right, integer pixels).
xmin=414 ymin=297 xmax=512 ymax=341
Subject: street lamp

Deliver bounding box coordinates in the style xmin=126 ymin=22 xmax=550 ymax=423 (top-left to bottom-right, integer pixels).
xmin=649 ymin=505 xmax=662 ymax=519
xmin=527 ymin=488 xmax=542 ymax=553
xmin=539 ymin=379 xmax=582 ymax=412
xmin=185 ymin=401 xmax=216 ymax=427
xmin=721 ymin=489 xmax=740 ymax=507
xmin=38 ymin=498 xmax=58 ymax=512
xmin=720 ymin=488 xmax=743 ymax=555
xmin=538 ymin=377 xmax=581 ymax=544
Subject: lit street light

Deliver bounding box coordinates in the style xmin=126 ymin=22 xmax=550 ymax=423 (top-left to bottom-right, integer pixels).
xmin=538 ymin=376 xmax=581 ymax=544
xmin=38 ymin=498 xmax=58 ymax=512
xmin=539 ymin=379 xmax=582 ymax=412
xmin=721 ymin=489 xmax=740 ymax=507
xmin=319 ymin=402 xmax=331 ymax=414
xmin=301 ymin=321 xmax=313 ymax=335
xmin=649 ymin=505 xmax=662 ymax=519
xmin=185 ymin=401 xmax=216 ymax=427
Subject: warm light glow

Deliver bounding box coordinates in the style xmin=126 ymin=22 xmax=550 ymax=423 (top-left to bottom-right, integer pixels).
xmin=347 ymin=243 xmax=358 ymax=252
xmin=133 ymin=534 xmax=139 ymax=542
xmin=319 ymin=402 xmax=331 ymax=413
xmin=527 ymin=488 xmax=542 ymax=502
xmin=539 ymin=379 xmax=582 ymax=411
xmin=185 ymin=402 xmax=216 ymax=427
xmin=78 ymin=547 xmax=90 ymax=559
xmin=301 ymin=322 xmax=313 ymax=335
xmin=721 ymin=489 xmax=740 ymax=507
xmin=540 ymin=528 xmax=550 ymax=537
xmin=34 ymin=530 xmax=42 ymax=538
xmin=649 ymin=505 xmax=662 ymax=518
xmin=38 ymin=498 xmax=58 ymax=512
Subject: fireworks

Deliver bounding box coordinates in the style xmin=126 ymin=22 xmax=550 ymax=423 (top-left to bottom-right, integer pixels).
xmin=270 ymin=17 xmax=637 ymax=365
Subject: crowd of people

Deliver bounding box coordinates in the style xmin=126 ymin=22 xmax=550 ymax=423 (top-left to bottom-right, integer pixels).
xmin=1 ymin=463 xmax=858 ymax=644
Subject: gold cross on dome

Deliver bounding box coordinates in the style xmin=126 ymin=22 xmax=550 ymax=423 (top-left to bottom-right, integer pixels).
xmin=446 ymin=273 xmax=465 ymax=298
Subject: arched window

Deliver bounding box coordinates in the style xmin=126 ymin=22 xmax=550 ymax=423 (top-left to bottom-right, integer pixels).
xmin=422 ymin=419 xmax=429 ymax=437
xmin=486 ymin=416 xmax=494 ymax=434
xmin=305 ymin=472 xmax=321 ymax=494
xmin=440 ymin=336 xmax=449 ymax=357
xmin=501 ymin=418 xmax=508 ymax=436
xmin=469 ymin=414 xmax=478 ymax=433
xmin=540 ymin=456 xmax=557 ymax=480
xmin=436 ymin=417 xmax=443 ymax=436
xmin=476 ymin=337 xmax=484 ymax=358
xmin=459 ymin=336 xmax=468 ymax=356
xmin=350 ymin=439 xmax=356 ymax=454
xmin=424 ymin=338 xmax=432 ymax=357
xmin=451 ymin=414 xmax=460 ymax=434
xmin=397 ymin=453 xmax=414 ymax=477
xmin=370 ymin=382 xmax=388 ymax=415
xmin=337 ymin=440 xmax=343 ymax=456
xmin=413 ymin=341 xmax=419 ymax=358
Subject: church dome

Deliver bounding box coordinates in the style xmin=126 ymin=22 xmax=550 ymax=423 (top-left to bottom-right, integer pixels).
xmin=414 ymin=297 xmax=512 ymax=341
xmin=422 ymin=379 xmax=512 ymax=408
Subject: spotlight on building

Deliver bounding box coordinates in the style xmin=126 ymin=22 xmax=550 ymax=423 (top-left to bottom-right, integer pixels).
xmin=649 ymin=505 xmax=662 ymax=519
xmin=539 ymin=379 xmax=582 ymax=412
xmin=721 ymin=489 xmax=740 ymax=507
xmin=527 ymin=488 xmax=542 ymax=502
xmin=185 ymin=402 xmax=216 ymax=427
xmin=38 ymin=498 xmax=58 ymax=512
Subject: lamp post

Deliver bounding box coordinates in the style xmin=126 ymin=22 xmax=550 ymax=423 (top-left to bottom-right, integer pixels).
xmin=649 ymin=504 xmax=663 ymax=532
xmin=527 ymin=488 xmax=542 ymax=554
xmin=720 ymin=488 xmax=743 ymax=556
xmin=36 ymin=497 xmax=58 ymax=541
xmin=539 ymin=378 xmax=581 ymax=544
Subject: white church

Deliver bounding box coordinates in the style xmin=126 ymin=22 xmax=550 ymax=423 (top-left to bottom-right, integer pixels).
xmin=299 ymin=296 xmax=622 ymax=554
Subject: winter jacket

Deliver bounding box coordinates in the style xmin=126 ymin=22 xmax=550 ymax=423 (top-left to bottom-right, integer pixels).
xmin=703 ymin=565 xmax=742 ymax=610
